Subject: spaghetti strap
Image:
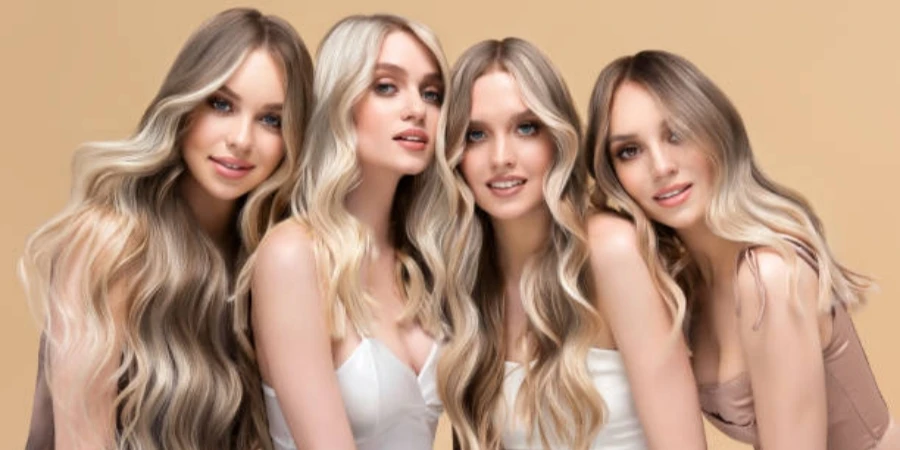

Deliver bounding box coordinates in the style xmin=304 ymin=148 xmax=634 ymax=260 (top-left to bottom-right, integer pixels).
xmin=734 ymin=238 xmax=821 ymax=331
xmin=734 ymin=247 xmax=768 ymax=331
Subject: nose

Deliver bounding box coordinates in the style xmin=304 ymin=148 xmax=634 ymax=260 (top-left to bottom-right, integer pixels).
xmin=402 ymin=91 xmax=426 ymax=124
xmin=226 ymin=115 xmax=254 ymax=155
xmin=490 ymin=135 xmax=515 ymax=169
xmin=649 ymin=144 xmax=677 ymax=179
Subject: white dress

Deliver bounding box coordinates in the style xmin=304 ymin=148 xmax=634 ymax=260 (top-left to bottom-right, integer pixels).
xmin=501 ymin=348 xmax=649 ymax=449
xmin=263 ymin=338 xmax=442 ymax=450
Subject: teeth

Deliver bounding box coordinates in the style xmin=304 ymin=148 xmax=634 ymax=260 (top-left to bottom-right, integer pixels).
xmin=489 ymin=180 xmax=525 ymax=189
xmin=657 ymin=186 xmax=687 ymax=199
xmin=224 ymin=163 xmax=243 ymax=170
xmin=399 ymin=136 xmax=424 ymax=142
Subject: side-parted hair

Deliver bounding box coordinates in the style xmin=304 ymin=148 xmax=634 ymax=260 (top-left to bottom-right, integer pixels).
xmin=19 ymin=8 xmax=313 ymax=450
xmin=245 ymin=14 xmax=450 ymax=340
xmin=585 ymin=50 xmax=871 ymax=334
xmin=437 ymin=38 xmax=605 ymax=450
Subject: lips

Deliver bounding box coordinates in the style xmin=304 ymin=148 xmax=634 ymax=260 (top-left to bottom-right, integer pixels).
xmin=485 ymin=176 xmax=527 ymax=196
xmin=210 ymin=156 xmax=254 ymax=179
xmin=652 ymin=182 xmax=692 ymax=206
xmin=393 ymin=128 xmax=429 ymax=151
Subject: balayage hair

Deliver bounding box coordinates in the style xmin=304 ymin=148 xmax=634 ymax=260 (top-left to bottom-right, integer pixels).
xmin=19 ymin=8 xmax=313 ymax=450
xmin=436 ymin=38 xmax=605 ymax=450
xmin=585 ymin=50 xmax=871 ymax=334
xmin=244 ymin=14 xmax=450 ymax=341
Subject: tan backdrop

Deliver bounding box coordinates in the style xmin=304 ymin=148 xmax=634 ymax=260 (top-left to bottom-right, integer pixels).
xmin=2 ymin=0 xmax=897 ymax=448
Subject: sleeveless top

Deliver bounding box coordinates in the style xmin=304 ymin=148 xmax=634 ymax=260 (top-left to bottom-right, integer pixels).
xmin=500 ymin=348 xmax=649 ymax=449
xmin=697 ymin=245 xmax=891 ymax=449
xmin=263 ymin=338 xmax=443 ymax=450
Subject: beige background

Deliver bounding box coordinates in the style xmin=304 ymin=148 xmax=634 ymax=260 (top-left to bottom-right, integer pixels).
xmin=2 ymin=0 xmax=897 ymax=448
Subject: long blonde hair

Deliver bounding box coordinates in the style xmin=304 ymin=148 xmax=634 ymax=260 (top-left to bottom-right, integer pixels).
xmin=18 ymin=8 xmax=313 ymax=449
xmin=585 ymin=50 xmax=871 ymax=334
xmin=436 ymin=38 xmax=605 ymax=450
xmin=235 ymin=14 xmax=449 ymax=351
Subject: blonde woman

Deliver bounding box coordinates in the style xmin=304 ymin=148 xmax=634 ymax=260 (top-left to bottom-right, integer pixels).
xmin=436 ymin=38 xmax=706 ymax=450
xmin=20 ymin=8 xmax=313 ymax=450
xmin=241 ymin=14 xmax=449 ymax=450
xmin=586 ymin=49 xmax=898 ymax=449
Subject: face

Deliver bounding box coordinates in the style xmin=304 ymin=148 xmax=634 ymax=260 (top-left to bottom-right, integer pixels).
xmin=607 ymin=81 xmax=714 ymax=230
xmin=459 ymin=70 xmax=554 ymax=223
xmin=181 ymin=48 xmax=286 ymax=206
xmin=352 ymin=31 xmax=444 ymax=178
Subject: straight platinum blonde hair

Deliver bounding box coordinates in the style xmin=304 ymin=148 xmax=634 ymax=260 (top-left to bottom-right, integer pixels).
xmin=19 ymin=8 xmax=313 ymax=449
xmin=585 ymin=50 xmax=872 ymax=334
xmin=436 ymin=38 xmax=605 ymax=450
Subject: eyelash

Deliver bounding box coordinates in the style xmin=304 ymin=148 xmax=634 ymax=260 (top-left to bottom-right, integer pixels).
xmin=613 ymin=130 xmax=684 ymax=160
xmin=206 ymin=95 xmax=282 ymax=130
xmin=373 ymin=80 xmax=444 ymax=105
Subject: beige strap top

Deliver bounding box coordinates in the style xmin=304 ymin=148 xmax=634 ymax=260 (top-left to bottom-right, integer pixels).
xmin=697 ymin=245 xmax=890 ymax=449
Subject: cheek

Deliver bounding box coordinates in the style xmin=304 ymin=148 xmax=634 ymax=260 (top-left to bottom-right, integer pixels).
xmin=182 ymin=113 xmax=220 ymax=153
xmin=613 ymin=163 xmax=644 ymax=199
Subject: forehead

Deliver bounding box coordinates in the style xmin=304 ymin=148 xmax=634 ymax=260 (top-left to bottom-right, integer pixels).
xmin=226 ymin=48 xmax=286 ymax=102
xmin=470 ymin=70 xmax=528 ymax=121
xmin=609 ymin=81 xmax=666 ymax=132
xmin=376 ymin=30 xmax=438 ymax=76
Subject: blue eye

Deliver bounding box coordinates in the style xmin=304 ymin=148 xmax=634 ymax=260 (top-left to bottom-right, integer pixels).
xmin=615 ymin=145 xmax=640 ymax=161
xmin=261 ymin=114 xmax=282 ymax=129
xmin=208 ymin=96 xmax=232 ymax=112
xmin=374 ymin=82 xmax=397 ymax=95
xmin=422 ymin=89 xmax=443 ymax=105
xmin=466 ymin=129 xmax=486 ymax=143
xmin=668 ymin=130 xmax=682 ymax=144
xmin=517 ymin=122 xmax=539 ymax=136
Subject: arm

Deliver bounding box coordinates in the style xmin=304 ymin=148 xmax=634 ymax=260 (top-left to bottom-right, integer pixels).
xmin=251 ymin=221 xmax=356 ymax=450
xmin=50 ymin=273 xmax=127 ymax=450
xmin=735 ymin=249 xmax=827 ymax=450
xmin=586 ymin=213 xmax=706 ymax=450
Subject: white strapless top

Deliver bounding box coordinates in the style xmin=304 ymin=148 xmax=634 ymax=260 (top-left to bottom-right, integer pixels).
xmin=501 ymin=348 xmax=649 ymax=449
xmin=263 ymin=338 xmax=443 ymax=450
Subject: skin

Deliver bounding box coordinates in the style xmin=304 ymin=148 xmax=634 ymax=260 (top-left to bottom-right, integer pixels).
xmin=53 ymin=48 xmax=288 ymax=450
xmin=251 ymin=30 xmax=443 ymax=449
xmin=181 ymin=48 xmax=287 ymax=246
xmin=608 ymin=80 xmax=829 ymax=449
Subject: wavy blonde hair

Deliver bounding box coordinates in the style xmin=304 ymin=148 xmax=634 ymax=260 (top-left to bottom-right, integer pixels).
xmin=436 ymin=38 xmax=605 ymax=450
xmin=585 ymin=50 xmax=872 ymax=334
xmin=236 ymin=14 xmax=449 ymax=347
xmin=18 ymin=8 xmax=313 ymax=450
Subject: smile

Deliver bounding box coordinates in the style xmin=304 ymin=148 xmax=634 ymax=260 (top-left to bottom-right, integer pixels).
xmin=488 ymin=179 xmax=525 ymax=189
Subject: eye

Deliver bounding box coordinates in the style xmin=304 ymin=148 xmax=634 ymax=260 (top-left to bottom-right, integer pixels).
xmin=374 ymin=82 xmax=397 ymax=95
xmin=260 ymin=113 xmax=282 ymax=129
xmin=422 ymin=88 xmax=443 ymax=105
xmin=668 ymin=130 xmax=682 ymax=144
xmin=516 ymin=122 xmax=539 ymax=136
xmin=208 ymin=96 xmax=232 ymax=113
xmin=466 ymin=129 xmax=487 ymax=144
xmin=615 ymin=145 xmax=640 ymax=161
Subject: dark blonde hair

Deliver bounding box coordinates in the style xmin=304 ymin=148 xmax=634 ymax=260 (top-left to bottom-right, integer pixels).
xmin=20 ymin=8 xmax=313 ymax=449
xmin=585 ymin=50 xmax=871 ymax=334
xmin=437 ymin=38 xmax=604 ymax=450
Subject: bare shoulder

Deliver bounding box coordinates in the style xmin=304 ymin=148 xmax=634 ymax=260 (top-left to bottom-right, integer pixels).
xmin=736 ymin=247 xmax=819 ymax=303
xmin=586 ymin=212 xmax=642 ymax=263
xmin=254 ymin=219 xmax=316 ymax=271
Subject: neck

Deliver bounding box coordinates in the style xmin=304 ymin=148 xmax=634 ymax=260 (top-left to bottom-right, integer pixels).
xmin=345 ymin=167 xmax=403 ymax=252
xmin=676 ymin=221 xmax=744 ymax=287
xmin=180 ymin=176 xmax=237 ymax=251
xmin=492 ymin=208 xmax=552 ymax=288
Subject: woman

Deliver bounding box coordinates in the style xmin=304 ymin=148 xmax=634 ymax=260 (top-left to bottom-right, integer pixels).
xmin=240 ymin=14 xmax=449 ymax=450
xmin=436 ymin=38 xmax=705 ymax=450
xmin=585 ymin=49 xmax=897 ymax=449
xmin=20 ymin=8 xmax=313 ymax=449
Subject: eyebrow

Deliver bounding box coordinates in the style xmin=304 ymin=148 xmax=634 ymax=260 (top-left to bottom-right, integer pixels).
xmin=374 ymin=63 xmax=443 ymax=87
xmin=608 ymin=119 xmax=671 ymax=144
xmin=217 ymin=85 xmax=283 ymax=111
xmin=468 ymin=109 xmax=538 ymax=129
